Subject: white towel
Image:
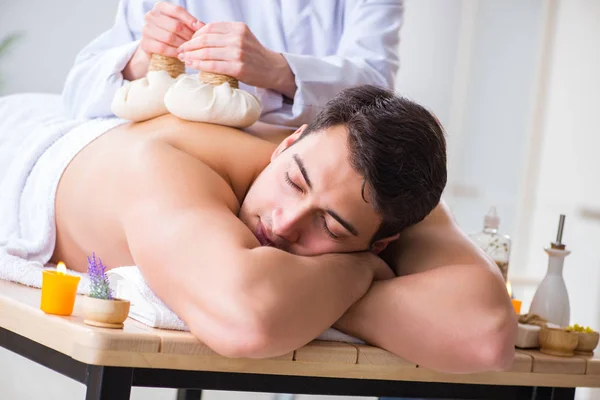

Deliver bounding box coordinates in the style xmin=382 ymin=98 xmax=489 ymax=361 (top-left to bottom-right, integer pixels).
xmin=0 ymin=93 xmax=363 ymax=344
xmin=107 ymin=266 xmax=364 ymax=344
xmin=0 ymin=93 xmax=124 ymax=293
xmin=107 ymin=266 xmax=188 ymax=331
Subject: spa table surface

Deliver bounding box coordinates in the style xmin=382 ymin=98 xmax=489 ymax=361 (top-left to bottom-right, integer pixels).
xmin=0 ymin=279 xmax=598 ymax=400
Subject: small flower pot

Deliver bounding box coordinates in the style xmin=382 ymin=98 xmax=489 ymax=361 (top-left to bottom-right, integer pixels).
xmin=82 ymin=296 xmax=130 ymax=329
xmin=575 ymin=331 xmax=599 ymax=356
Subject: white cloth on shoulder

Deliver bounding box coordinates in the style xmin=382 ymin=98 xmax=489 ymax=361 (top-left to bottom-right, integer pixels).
xmin=0 ymin=93 xmax=363 ymax=344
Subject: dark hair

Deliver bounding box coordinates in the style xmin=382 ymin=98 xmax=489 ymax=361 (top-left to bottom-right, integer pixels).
xmin=300 ymin=85 xmax=447 ymax=241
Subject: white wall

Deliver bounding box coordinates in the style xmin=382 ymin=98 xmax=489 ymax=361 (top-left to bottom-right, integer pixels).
xmin=396 ymin=0 xmax=548 ymax=239
xmin=0 ymin=0 xmax=120 ymax=95
xmin=442 ymin=0 xmax=546 ymax=237
xmin=395 ymin=0 xmax=462 ymax=129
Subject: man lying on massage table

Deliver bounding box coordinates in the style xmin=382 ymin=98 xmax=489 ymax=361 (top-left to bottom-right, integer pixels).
xmin=51 ymin=85 xmax=516 ymax=373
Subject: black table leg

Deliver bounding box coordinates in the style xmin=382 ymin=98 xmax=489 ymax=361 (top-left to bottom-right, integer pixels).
xmin=177 ymin=389 xmax=203 ymax=400
xmin=541 ymin=387 xmax=576 ymax=400
xmin=85 ymin=365 xmax=134 ymax=400
xmin=519 ymin=387 xmax=576 ymax=400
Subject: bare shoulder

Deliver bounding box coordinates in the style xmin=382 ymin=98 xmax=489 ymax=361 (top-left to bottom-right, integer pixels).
xmin=135 ymin=115 xmax=276 ymax=200
xmin=116 ymin=135 xmax=264 ymax=324
xmin=125 ymin=128 xmax=241 ymax=214
xmin=381 ymin=200 xmax=496 ymax=277
xmin=121 ymin=129 xmax=262 ymax=256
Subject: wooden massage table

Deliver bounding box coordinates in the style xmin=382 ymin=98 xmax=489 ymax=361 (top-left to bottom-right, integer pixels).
xmin=1 ymin=279 xmax=598 ymax=400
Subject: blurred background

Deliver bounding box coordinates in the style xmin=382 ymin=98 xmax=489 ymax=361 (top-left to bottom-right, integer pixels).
xmin=1 ymin=0 xmax=599 ymax=399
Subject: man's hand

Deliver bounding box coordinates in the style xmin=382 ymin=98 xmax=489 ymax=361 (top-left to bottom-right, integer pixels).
xmin=123 ymin=2 xmax=202 ymax=81
xmin=178 ymin=22 xmax=297 ymax=99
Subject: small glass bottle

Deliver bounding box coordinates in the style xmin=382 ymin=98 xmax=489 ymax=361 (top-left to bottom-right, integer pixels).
xmin=469 ymin=206 xmax=512 ymax=281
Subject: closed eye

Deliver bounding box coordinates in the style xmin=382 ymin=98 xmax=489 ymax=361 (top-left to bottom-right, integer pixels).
xmin=321 ymin=215 xmax=339 ymax=239
xmin=285 ymin=172 xmax=303 ymax=192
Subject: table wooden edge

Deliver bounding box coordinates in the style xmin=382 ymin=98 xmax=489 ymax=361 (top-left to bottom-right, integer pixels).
xmin=2 ymin=279 xmax=600 ymax=388
xmin=53 ymin=347 xmax=600 ymax=388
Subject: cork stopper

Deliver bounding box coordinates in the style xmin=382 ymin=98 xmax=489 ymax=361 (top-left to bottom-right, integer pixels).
xmin=148 ymin=54 xmax=185 ymax=78
xmin=198 ymin=71 xmax=239 ymax=89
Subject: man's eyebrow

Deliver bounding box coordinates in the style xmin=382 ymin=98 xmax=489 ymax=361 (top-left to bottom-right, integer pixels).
xmin=327 ymin=210 xmax=359 ymax=237
xmin=293 ymin=154 xmax=312 ymax=189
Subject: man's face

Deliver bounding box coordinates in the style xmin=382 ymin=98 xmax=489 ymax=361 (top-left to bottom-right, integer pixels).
xmin=239 ymin=125 xmax=385 ymax=256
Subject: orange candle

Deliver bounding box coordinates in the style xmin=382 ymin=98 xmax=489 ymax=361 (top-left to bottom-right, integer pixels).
xmin=511 ymin=299 xmax=522 ymax=314
xmin=40 ymin=262 xmax=80 ymax=316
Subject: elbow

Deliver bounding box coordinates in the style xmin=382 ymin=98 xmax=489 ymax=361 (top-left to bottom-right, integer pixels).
xmin=468 ymin=306 xmax=518 ymax=372
xmin=190 ymin=320 xmax=274 ymax=359
xmin=62 ymin=63 xmax=116 ymax=120
xmin=62 ymin=65 xmax=90 ymax=119
xmin=361 ymin=63 xmax=394 ymax=89
xmin=185 ymin=251 xmax=304 ymax=359
xmin=186 ymin=304 xmax=275 ymax=359
xmin=61 ymin=80 xmax=88 ymax=120
xmin=185 ymin=284 xmax=284 ymax=359
xmin=61 ymin=80 xmax=77 ymax=119
xmin=364 ymin=59 xmax=398 ymax=89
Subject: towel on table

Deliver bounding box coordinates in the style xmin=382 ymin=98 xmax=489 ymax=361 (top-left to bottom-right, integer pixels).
xmin=107 ymin=266 xmax=365 ymax=344
xmin=0 ymin=93 xmax=363 ymax=344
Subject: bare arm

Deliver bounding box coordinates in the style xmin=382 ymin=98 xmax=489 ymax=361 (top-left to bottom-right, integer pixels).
xmin=334 ymin=201 xmax=517 ymax=373
xmin=121 ymin=140 xmax=378 ymax=358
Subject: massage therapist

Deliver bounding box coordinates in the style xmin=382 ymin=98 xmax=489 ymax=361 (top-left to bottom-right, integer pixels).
xmin=62 ymin=0 xmax=404 ymax=127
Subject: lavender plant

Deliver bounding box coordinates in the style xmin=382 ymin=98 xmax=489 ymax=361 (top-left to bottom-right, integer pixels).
xmin=87 ymin=253 xmax=113 ymax=300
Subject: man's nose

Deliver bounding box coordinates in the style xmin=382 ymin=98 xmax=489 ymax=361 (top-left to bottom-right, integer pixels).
xmin=272 ymin=207 xmax=307 ymax=243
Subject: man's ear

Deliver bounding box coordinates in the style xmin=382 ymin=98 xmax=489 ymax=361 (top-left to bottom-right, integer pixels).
xmin=271 ymin=124 xmax=307 ymax=162
xmin=371 ymin=233 xmax=400 ymax=255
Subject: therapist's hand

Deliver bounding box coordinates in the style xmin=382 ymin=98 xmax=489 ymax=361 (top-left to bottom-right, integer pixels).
xmin=178 ymin=22 xmax=297 ymax=99
xmin=123 ymin=2 xmax=203 ymax=81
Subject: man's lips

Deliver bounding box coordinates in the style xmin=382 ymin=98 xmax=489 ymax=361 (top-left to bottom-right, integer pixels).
xmin=256 ymin=220 xmax=275 ymax=247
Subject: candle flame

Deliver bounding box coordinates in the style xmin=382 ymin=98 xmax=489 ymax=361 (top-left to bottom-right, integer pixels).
xmin=57 ymin=262 xmax=67 ymax=275
xmin=506 ymin=281 xmax=512 ymax=298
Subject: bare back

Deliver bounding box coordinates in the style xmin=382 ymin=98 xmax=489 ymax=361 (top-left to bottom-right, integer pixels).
xmin=51 ymin=115 xmax=276 ymax=272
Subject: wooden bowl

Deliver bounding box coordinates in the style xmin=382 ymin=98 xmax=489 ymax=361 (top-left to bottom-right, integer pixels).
xmin=82 ymin=296 xmax=130 ymax=329
xmin=575 ymin=331 xmax=599 ymax=356
xmin=539 ymin=327 xmax=579 ymax=357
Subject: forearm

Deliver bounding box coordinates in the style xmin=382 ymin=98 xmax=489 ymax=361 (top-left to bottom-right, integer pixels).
xmin=231 ymin=246 xmax=373 ymax=357
xmin=130 ymin=215 xmax=373 ymax=358
xmin=334 ymin=264 xmax=517 ymax=373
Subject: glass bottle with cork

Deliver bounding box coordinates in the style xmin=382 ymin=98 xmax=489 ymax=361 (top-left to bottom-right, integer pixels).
xmin=469 ymin=206 xmax=511 ymax=281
